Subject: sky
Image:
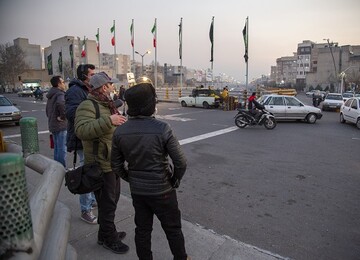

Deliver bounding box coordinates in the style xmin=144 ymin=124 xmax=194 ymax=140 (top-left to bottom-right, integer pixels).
xmin=1 ymin=0 xmax=360 ymax=82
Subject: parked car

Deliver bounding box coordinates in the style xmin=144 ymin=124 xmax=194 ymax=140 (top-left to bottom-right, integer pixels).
xmin=179 ymin=88 xmax=220 ymax=108
xmin=258 ymin=94 xmax=322 ymax=123
xmin=322 ymin=93 xmax=344 ymax=111
xmin=0 ymin=95 xmax=22 ymax=126
xmin=17 ymin=87 xmax=34 ymax=97
xmin=340 ymin=97 xmax=360 ymax=129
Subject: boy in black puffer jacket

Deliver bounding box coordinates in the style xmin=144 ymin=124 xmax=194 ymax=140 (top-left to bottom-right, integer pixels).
xmin=111 ymin=80 xmax=189 ymax=260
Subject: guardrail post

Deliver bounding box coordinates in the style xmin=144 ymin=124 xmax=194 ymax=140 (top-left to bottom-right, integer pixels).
xmin=20 ymin=117 xmax=40 ymax=157
xmin=0 ymin=153 xmax=34 ymax=257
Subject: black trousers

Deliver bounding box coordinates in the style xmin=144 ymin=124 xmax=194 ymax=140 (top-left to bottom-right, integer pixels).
xmin=132 ymin=190 xmax=187 ymax=260
xmin=94 ymin=171 xmax=120 ymax=241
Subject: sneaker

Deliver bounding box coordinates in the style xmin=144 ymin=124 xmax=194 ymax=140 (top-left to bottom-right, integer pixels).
xmin=98 ymin=231 xmax=126 ymax=245
xmin=103 ymin=239 xmax=129 ymax=254
xmin=81 ymin=211 xmax=97 ymax=224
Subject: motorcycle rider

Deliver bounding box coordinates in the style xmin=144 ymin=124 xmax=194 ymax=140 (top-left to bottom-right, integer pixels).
xmin=34 ymin=87 xmax=43 ymax=99
xmin=248 ymin=92 xmax=263 ymax=123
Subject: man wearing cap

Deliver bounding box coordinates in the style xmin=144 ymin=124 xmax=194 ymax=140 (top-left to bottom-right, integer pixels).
xmin=75 ymin=72 xmax=129 ymax=254
xmin=111 ymin=81 xmax=189 ymax=259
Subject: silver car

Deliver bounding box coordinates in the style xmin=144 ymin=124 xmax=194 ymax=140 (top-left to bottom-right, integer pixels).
xmin=0 ymin=95 xmax=22 ymax=126
xmin=258 ymin=94 xmax=322 ymax=124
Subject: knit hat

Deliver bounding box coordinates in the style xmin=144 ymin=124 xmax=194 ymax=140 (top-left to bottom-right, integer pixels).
xmin=89 ymin=72 xmax=119 ymax=90
xmin=125 ymin=83 xmax=156 ymax=116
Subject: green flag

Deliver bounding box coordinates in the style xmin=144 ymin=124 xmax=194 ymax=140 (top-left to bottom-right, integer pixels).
xmin=242 ymin=18 xmax=248 ymax=62
xmin=209 ymin=17 xmax=214 ymax=62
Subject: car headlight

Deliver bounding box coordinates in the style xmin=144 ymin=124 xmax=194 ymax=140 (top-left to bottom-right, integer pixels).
xmin=12 ymin=111 xmax=21 ymax=116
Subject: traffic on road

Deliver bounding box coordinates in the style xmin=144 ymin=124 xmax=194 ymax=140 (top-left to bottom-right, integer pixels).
xmin=1 ymin=92 xmax=360 ymax=260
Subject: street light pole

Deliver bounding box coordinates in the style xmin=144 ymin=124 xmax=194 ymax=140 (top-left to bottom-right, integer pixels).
xmin=323 ymin=38 xmax=338 ymax=91
xmin=135 ymin=50 xmax=151 ymax=76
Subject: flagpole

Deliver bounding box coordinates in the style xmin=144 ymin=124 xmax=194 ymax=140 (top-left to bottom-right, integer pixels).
xmin=179 ymin=17 xmax=183 ymax=91
xmin=154 ymin=18 xmax=157 ymax=89
xmin=84 ymin=36 xmax=87 ymax=64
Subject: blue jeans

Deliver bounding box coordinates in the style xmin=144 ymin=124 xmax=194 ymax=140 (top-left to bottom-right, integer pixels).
xmin=77 ymin=149 xmax=96 ymax=213
xmin=53 ymin=130 xmax=67 ymax=167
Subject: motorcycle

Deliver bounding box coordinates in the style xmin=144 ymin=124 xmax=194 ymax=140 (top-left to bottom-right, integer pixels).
xmin=234 ymin=108 xmax=277 ymax=130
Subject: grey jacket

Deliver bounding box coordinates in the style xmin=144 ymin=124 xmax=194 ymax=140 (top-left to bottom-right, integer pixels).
xmin=46 ymin=87 xmax=67 ymax=133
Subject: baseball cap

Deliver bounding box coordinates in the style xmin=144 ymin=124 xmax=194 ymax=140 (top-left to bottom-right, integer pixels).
xmin=89 ymin=72 xmax=119 ymax=90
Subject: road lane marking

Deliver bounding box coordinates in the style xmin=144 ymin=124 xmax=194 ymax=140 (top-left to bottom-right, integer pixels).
xmin=179 ymin=126 xmax=238 ymax=145
xmin=4 ymin=126 xmax=239 ymax=145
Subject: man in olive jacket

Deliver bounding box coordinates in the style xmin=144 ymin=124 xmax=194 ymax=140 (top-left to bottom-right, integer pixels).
xmin=74 ymin=72 xmax=129 ymax=254
xmin=111 ymin=81 xmax=188 ymax=260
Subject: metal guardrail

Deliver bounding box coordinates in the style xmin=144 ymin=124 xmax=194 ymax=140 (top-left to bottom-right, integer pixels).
xmin=0 ymin=117 xmax=76 ymax=260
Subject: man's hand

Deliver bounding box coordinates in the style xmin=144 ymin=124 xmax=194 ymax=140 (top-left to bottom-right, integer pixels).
xmin=110 ymin=114 xmax=127 ymax=126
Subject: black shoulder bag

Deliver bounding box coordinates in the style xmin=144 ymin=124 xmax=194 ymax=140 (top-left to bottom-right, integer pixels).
xmin=65 ymin=100 xmax=104 ymax=194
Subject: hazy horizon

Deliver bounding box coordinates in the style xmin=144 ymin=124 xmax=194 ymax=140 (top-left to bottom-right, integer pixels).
xmin=1 ymin=0 xmax=360 ymax=82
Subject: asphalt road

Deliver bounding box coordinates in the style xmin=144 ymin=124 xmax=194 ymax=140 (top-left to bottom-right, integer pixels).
xmin=2 ymin=93 xmax=360 ymax=260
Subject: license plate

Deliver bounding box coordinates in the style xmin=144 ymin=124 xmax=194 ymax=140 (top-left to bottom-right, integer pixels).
xmin=0 ymin=117 xmax=12 ymax=121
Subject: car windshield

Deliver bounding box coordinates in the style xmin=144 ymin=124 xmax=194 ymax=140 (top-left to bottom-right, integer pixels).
xmin=326 ymin=94 xmax=343 ymax=100
xmin=343 ymin=93 xmax=354 ymax=98
xmin=0 ymin=97 xmax=13 ymax=106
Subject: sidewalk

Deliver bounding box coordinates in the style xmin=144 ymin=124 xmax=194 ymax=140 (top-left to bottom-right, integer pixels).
xmin=26 ymin=168 xmax=290 ymax=260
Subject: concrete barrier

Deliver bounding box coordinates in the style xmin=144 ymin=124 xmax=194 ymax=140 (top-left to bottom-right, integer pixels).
xmin=0 ymin=118 xmax=75 ymax=260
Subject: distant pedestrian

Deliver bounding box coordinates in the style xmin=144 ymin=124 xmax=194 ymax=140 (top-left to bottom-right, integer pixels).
xmin=111 ymin=80 xmax=189 ymax=260
xmin=46 ymin=76 xmax=67 ymax=167
xmin=65 ymin=64 xmax=98 ymax=225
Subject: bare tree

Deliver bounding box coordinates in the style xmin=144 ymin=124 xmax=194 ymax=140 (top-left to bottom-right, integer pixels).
xmin=0 ymin=43 xmax=28 ymax=91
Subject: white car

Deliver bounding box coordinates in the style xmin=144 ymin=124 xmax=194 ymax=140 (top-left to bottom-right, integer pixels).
xmin=258 ymin=94 xmax=322 ymax=123
xmin=340 ymin=97 xmax=360 ymax=129
xmin=322 ymin=93 xmax=344 ymax=111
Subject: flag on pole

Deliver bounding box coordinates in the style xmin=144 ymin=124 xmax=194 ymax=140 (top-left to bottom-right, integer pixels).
xmin=242 ymin=17 xmax=248 ymax=62
xmin=69 ymin=44 xmax=74 ymax=68
xmin=96 ymin=28 xmax=100 ymax=52
xmin=178 ymin=18 xmax=182 ymax=60
xmin=151 ymin=20 xmax=156 ymax=48
xmin=58 ymin=51 xmax=62 ymax=72
xmin=209 ymin=17 xmax=214 ymax=62
xmin=110 ymin=21 xmax=115 ymax=46
xmin=81 ymin=37 xmax=86 ymax=57
xmin=47 ymin=54 xmax=53 ymax=75
xmin=130 ymin=20 xmax=134 ymax=47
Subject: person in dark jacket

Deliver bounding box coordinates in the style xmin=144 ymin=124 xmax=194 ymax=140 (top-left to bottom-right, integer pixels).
xmin=111 ymin=81 xmax=189 ymax=260
xmin=65 ymin=64 xmax=98 ymax=224
xmin=46 ymin=76 xmax=67 ymax=167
